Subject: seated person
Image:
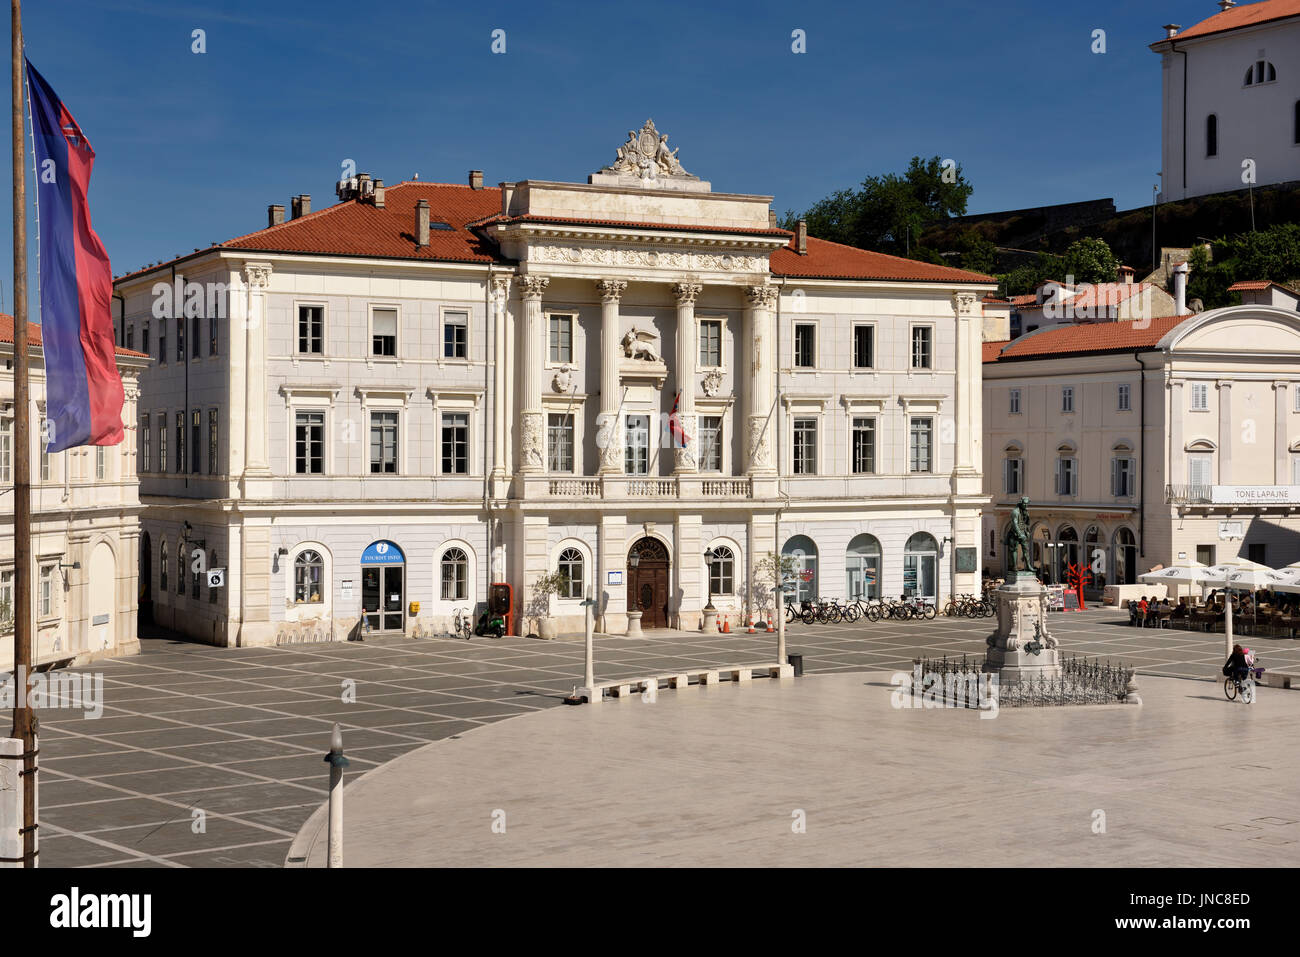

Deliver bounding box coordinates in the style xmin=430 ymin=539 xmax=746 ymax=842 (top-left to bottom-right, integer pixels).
xmin=1172 ymin=598 xmax=1188 ymax=619
xmin=1127 ymin=599 xmax=1140 ymax=625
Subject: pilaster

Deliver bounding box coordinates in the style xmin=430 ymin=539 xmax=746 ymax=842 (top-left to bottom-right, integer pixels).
xmin=672 ymin=281 xmax=702 ymax=474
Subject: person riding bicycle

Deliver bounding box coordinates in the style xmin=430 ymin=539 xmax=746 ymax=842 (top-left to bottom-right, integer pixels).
xmin=1222 ymin=644 xmax=1250 ymax=684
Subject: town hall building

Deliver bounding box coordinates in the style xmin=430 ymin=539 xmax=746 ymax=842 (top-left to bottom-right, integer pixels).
xmin=113 ymin=121 xmax=995 ymax=643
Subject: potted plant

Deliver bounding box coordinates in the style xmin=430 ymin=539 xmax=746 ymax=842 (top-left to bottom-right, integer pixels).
xmin=527 ymin=570 xmax=569 ymax=640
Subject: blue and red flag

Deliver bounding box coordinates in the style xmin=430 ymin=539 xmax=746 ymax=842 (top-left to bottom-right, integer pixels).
xmin=26 ymin=58 xmax=122 ymax=452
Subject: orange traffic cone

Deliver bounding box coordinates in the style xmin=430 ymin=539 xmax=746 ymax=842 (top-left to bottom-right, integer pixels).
xmin=746 ymin=617 xmax=756 ymax=634
xmin=766 ymin=619 xmax=775 ymax=633
xmin=723 ymin=616 xmax=731 ymax=634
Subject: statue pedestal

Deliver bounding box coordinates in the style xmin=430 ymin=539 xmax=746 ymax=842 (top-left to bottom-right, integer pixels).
xmin=983 ymin=575 xmax=1062 ymax=686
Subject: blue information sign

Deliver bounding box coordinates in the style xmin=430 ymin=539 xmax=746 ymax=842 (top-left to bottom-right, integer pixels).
xmin=361 ymin=541 xmax=405 ymax=565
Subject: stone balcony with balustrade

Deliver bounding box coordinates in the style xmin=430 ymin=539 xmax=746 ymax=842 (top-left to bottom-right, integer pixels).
xmin=529 ymin=474 xmax=756 ymax=504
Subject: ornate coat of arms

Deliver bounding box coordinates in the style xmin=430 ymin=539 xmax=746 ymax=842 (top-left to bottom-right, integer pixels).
xmin=601 ymin=119 xmax=699 ymax=182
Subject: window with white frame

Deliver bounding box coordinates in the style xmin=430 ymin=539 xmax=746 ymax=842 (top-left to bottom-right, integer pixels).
xmin=557 ymin=547 xmax=584 ymax=599
xmin=1190 ymin=382 xmax=1209 ymax=411
xmin=141 ymin=323 xmax=150 ymax=358
xmin=0 ymin=416 xmax=10 ymax=483
xmin=1056 ymin=450 xmax=1078 ymax=496
xmin=1061 ymin=386 xmax=1074 ymax=413
xmin=852 ymin=325 xmax=874 ymax=369
xmin=440 ymin=547 xmax=469 ymax=601
xmin=1118 ymin=383 xmax=1131 ymax=411
xmin=139 ymin=415 xmax=150 ymax=473
xmin=1004 ymin=455 xmax=1024 ymax=495
xmin=548 ymin=314 xmax=572 ymax=364
xmin=0 ymin=569 xmax=12 ymax=629
xmin=1111 ymin=452 xmax=1136 ymax=498
xmin=624 ymin=415 xmax=649 ymax=475
xmin=39 ymin=415 xmax=50 ymax=482
xmin=547 ymin=413 xmax=574 ymax=473
xmin=851 ymin=417 xmax=876 ymax=474
xmin=371 ymin=307 xmax=398 ymax=357
xmin=1009 ymin=388 xmax=1021 ymax=414
xmin=297 ymin=305 xmax=324 ymax=355
xmin=295 ymin=411 xmax=325 ymax=474
xmin=440 ymin=412 xmax=469 ymax=474
xmin=294 ymin=550 xmax=324 ymax=603
xmin=190 ymin=409 xmax=202 ymax=475
xmin=157 ymin=413 xmax=167 ymax=474
xmin=175 ymin=412 xmax=185 ymax=474
xmin=38 ymin=564 xmax=55 ymax=618
xmin=208 ymin=409 xmax=218 ymax=475
xmin=909 ymin=417 xmax=934 ymax=473
xmin=699 ymin=319 xmax=722 ymax=368
xmin=369 ymin=411 xmax=399 ymax=473
xmin=209 ymin=315 xmax=219 ymax=356
xmin=95 ymin=446 xmax=105 ymax=480
xmin=792 ymin=417 xmax=817 ymax=474
xmin=794 ymin=324 xmax=815 ymax=368
xmin=707 ymin=545 xmax=735 ymax=595
xmin=698 ymin=415 xmax=723 ymax=472
xmin=911 ymin=326 xmax=933 ymax=369
xmin=1188 ymin=451 xmax=1213 ymax=486
xmin=443 ymin=310 xmax=469 ymax=360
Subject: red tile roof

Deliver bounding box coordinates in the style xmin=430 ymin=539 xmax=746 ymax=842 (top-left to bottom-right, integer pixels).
xmin=1229 ymin=279 xmax=1281 ymax=291
xmin=1064 ymin=282 xmax=1159 ymax=310
xmin=985 ymin=315 xmax=1193 ymax=362
xmin=1008 ymin=294 xmax=1038 ymax=308
xmin=983 ymin=339 xmax=1011 ymax=362
xmin=770 ymin=235 xmax=994 ymax=284
xmin=1163 ymin=0 xmax=1300 ymax=43
xmin=0 ymin=314 xmax=149 ymax=358
xmin=479 ymin=212 xmax=791 ymax=237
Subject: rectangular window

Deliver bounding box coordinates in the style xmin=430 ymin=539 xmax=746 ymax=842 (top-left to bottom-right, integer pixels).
xmin=1009 ymin=388 xmax=1021 ymax=415
xmin=1247 ymin=543 xmax=1267 ymax=565
xmin=1188 ymin=452 xmax=1213 ymax=487
xmin=95 ymin=446 xmax=106 ymax=480
xmin=852 ymin=325 xmax=874 ymax=369
xmin=1292 ymin=454 xmax=1300 ymax=486
xmin=441 ymin=412 xmax=469 ymax=474
xmin=1118 ymin=383 xmax=1131 ymax=411
xmin=1112 ymin=457 xmax=1135 ymax=497
xmin=1061 ymin=386 xmax=1074 ymax=413
xmin=0 ymin=417 xmax=10 ymax=483
xmin=547 ymin=413 xmax=574 ymax=473
xmin=207 ymin=409 xmax=218 ymax=475
xmin=191 ymin=409 xmax=202 ymax=474
xmin=1005 ymin=457 xmax=1023 ymax=495
xmin=792 ymin=417 xmax=817 ymax=475
xmin=158 ymin=414 xmax=167 ymax=473
xmin=699 ymin=319 xmax=722 ymax=368
xmin=1057 ymin=456 xmax=1077 ymax=496
xmin=141 ymin=323 xmax=150 ymax=358
xmin=851 ymin=417 xmax=876 ymax=474
xmin=369 ymin=411 xmax=398 ymax=473
xmin=548 ymin=314 xmax=572 ymax=364
xmin=209 ymin=315 xmax=218 ymax=356
xmin=0 ymin=569 xmax=12 ymax=628
xmin=158 ymin=327 xmax=166 ymax=365
xmin=39 ymin=565 xmax=54 ymax=618
xmin=125 ymin=324 xmax=134 ymax=351
xmin=911 ymin=326 xmax=933 ymax=369
xmin=176 ymin=317 xmax=185 ymax=362
xmin=794 ymin=324 xmax=815 ymax=368
xmin=295 ymin=411 xmax=325 ymax=474
xmin=39 ymin=416 xmax=49 ymax=482
xmin=140 ymin=416 xmax=151 ymax=473
xmin=444 ymin=310 xmax=469 ymax=360
xmin=176 ymin=412 xmax=185 ymax=474
xmin=699 ymin=415 xmax=723 ymax=472
xmin=624 ymin=414 xmax=649 ymax=475
xmin=1190 ymin=382 xmax=1209 ymax=411
xmin=191 ymin=315 xmax=201 ymax=358
xmin=298 ymin=305 xmax=324 ymax=354
xmin=909 ymin=417 xmax=934 ymax=472
xmin=371 ymin=307 xmax=397 ymax=357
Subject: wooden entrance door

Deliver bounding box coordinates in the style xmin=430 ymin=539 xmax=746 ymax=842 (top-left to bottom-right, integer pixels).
xmin=628 ymin=538 xmax=671 ymax=629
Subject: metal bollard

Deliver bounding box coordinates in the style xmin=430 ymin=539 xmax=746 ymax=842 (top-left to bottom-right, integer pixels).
xmin=324 ymin=723 xmax=349 ymax=868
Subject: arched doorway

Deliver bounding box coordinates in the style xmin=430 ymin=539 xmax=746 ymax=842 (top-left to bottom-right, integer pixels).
xmin=782 ymin=535 xmax=818 ymax=602
xmin=1056 ymin=525 xmax=1079 ymax=584
xmin=361 ymin=540 xmax=405 ymax=634
xmin=138 ymin=532 xmax=152 ymax=627
xmin=89 ymin=541 xmax=116 ymax=655
xmin=627 ymin=537 xmax=670 ymax=629
xmin=1084 ymin=525 xmax=1104 ymax=590
xmin=904 ymin=533 xmax=938 ymax=602
xmin=846 ymin=534 xmax=881 ymax=600
xmin=1113 ymin=528 xmax=1137 ymax=586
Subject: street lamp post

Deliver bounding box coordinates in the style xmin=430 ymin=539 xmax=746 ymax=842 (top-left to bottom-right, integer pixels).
xmin=702 ymin=548 xmax=718 ymax=633
xmin=578 ymin=587 xmax=599 ymax=703
xmin=626 ymin=550 xmax=642 ymax=636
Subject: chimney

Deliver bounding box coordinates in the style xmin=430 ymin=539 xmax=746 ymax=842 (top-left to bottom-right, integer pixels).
xmin=290 ymin=194 xmax=311 ymax=219
xmin=268 ymin=204 xmax=285 ymax=227
xmin=415 ymin=199 xmax=430 ymax=248
xmin=357 ymin=173 xmax=371 ymax=196
xmin=1118 ymin=264 xmax=1135 ymax=285
xmin=469 ymin=170 xmax=484 ymax=190
xmin=768 ymin=210 xmax=777 ymax=228
xmin=1218 ymin=0 xmax=1236 ymax=11
xmin=795 ymin=219 xmax=807 ymax=255
xmin=373 ymin=180 xmax=385 ymax=209
xmin=1172 ymin=260 xmax=1189 ymax=314
xmin=1163 ymin=23 xmax=1181 ymax=39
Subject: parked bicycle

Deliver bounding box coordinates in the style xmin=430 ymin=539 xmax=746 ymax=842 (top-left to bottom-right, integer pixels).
xmin=452 ymin=607 xmax=473 ymax=640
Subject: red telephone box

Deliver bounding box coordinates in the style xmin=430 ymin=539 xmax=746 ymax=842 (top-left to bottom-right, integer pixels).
xmin=489 ymin=582 xmax=514 ymax=636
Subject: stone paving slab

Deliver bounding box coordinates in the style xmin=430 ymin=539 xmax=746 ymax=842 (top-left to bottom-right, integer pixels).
xmin=296 ymin=672 xmax=1300 ymax=868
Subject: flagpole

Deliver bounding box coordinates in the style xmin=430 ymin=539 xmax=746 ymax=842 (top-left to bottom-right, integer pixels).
xmin=9 ymin=0 xmax=36 ymax=868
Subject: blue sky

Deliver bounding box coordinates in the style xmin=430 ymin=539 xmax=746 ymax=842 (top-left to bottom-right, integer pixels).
xmin=0 ymin=0 xmax=1233 ymax=315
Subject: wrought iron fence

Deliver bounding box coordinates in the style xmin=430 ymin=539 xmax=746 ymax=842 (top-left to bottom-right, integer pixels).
xmin=912 ymin=654 xmax=1135 ymax=708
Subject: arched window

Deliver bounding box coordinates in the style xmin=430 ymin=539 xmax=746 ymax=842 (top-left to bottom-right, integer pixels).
xmin=904 ymin=533 xmax=938 ymax=601
xmin=557 ymin=547 xmax=584 ymax=599
xmin=1245 ymin=60 xmax=1276 ymax=85
xmin=706 ymin=545 xmax=735 ymax=596
xmin=1206 ymin=114 xmax=1217 ymax=157
xmin=176 ymin=543 xmax=185 ymax=595
xmin=440 ymin=547 xmax=468 ymax=601
xmin=208 ymin=551 xmax=219 ymax=603
xmin=782 ymin=535 xmax=819 ymax=603
xmin=295 ymin=549 xmax=323 ymax=604
xmin=160 ymin=540 xmax=168 ymax=592
xmin=846 ymin=534 xmax=882 ymax=600
xmin=1113 ymin=527 xmax=1138 ymax=586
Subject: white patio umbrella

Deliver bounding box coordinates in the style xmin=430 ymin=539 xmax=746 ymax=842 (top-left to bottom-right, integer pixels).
xmin=1203 ymin=558 xmax=1272 ymax=585
xmin=1138 ymin=561 xmax=1213 ymax=586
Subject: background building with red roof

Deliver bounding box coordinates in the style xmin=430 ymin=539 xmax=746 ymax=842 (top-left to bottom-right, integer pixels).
xmin=113 ymin=121 xmax=998 ymax=647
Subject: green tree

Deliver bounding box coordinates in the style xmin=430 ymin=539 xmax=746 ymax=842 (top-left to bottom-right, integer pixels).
xmin=1060 ymin=237 xmax=1118 ymax=286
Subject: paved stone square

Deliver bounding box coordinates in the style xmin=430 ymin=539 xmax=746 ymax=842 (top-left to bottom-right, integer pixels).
xmin=27 ymin=607 xmax=1300 ymax=867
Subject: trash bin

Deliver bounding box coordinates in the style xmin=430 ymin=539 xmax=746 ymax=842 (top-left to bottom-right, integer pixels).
xmin=787 ymin=653 xmax=803 ymax=677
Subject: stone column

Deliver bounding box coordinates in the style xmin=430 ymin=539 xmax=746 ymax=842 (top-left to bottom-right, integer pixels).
xmin=1274 ymin=382 xmax=1289 ymax=484
xmin=242 ymin=262 xmax=273 ymax=494
xmin=517 ymin=276 xmax=549 ymax=473
xmin=491 ymin=276 xmax=510 ymax=487
xmin=596 ymin=279 xmax=628 ymax=474
xmin=672 ymin=281 xmax=702 ymax=473
xmin=952 ymin=291 xmax=978 ymax=473
xmin=1216 ymin=380 xmax=1232 ymax=484
xmin=744 ymin=284 xmax=778 ymax=473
